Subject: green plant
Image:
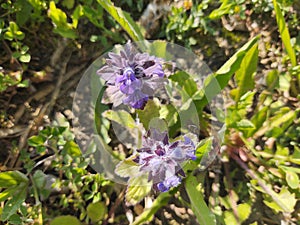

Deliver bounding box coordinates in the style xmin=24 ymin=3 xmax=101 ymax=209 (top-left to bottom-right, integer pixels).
xmin=166 ymin=0 xmax=215 ymax=46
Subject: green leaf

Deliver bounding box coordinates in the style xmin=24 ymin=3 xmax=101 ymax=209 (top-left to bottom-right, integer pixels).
xmin=72 ymin=5 xmax=84 ymax=28
xmin=185 ymin=175 xmax=216 ymax=225
xmin=235 ymin=119 xmax=255 ymax=130
xmin=97 ymin=0 xmax=144 ymax=42
xmin=50 ymin=215 xmax=81 ymax=225
xmin=62 ymin=0 xmax=75 ymax=9
xmin=126 ymin=174 xmax=152 ymax=206
xmin=137 ymin=99 xmax=160 ymax=130
xmin=263 ymin=187 xmax=297 ymax=213
xmin=266 ymin=70 xmax=279 ymax=91
xmin=137 ymin=98 xmax=160 ymax=130
xmin=7 ymin=214 xmax=22 ymax=225
xmin=159 ymin=104 xmax=178 ymax=126
xmin=19 ymin=54 xmax=31 ymax=63
xmin=4 ymin=22 xmax=25 ymax=41
xmin=237 ymin=203 xmax=251 ymax=222
xmin=149 ymin=40 xmax=168 ymax=58
xmin=194 ymin=36 xmax=259 ymax=110
xmin=48 ymin=1 xmax=77 ymax=39
xmin=285 ymin=170 xmax=299 ymax=189
xmin=53 ymin=26 xmax=78 ymax=39
xmin=254 ymin=108 xmax=296 ymax=138
xmin=0 ymin=171 xmax=28 ymax=188
xmin=48 ymin=1 xmax=67 ymax=27
xmin=27 ymin=135 xmax=46 ymax=147
xmin=103 ymin=110 xmax=136 ymax=129
xmin=33 ymin=170 xmax=46 ymax=190
xmin=64 ymin=140 xmax=82 ymax=157
xmin=115 ymin=156 xmax=140 ymax=178
xmin=1 ymin=184 xmax=27 ymax=221
xmin=195 ymin=138 xmax=212 ymax=162
xmin=0 ymin=186 xmax=19 ymax=202
xmin=272 ymin=0 xmax=296 ymax=66
xmin=132 ymin=192 xmax=171 ymax=225
xmin=16 ymin=1 xmax=33 ymax=26
xmin=223 ymin=202 xmax=251 ymax=224
xmin=169 ymin=71 xmax=198 ymax=99
xmin=209 ymin=0 xmax=235 ymax=19
xmin=233 ymin=43 xmax=258 ymax=102
xmin=87 ymin=202 xmax=107 ymax=222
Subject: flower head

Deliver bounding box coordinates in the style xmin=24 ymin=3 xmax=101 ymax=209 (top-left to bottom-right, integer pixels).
xmin=135 ymin=129 xmax=196 ymax=192
xmin=97 ymin=42 xmax=165 ymax=109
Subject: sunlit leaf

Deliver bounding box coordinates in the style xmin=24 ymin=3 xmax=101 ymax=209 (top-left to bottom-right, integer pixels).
xmin=272 ymin=0 xmax=296 ymax=66
xmin=87 ymin=202 xmax=107 ymax=222
xmin=97 ymin=0 xmax=144 ymax=42
xmin=0 ymin=171 xmax=28 ymax=188
xmin=209 ymin=0 xmax=235 ymax=19
xmin=285 ymin=170 xmax=299 ymax=189
xmin=137 ymin=99 xmax=160 ymax=130
xmin=126 ymin=174 xmax=152 ymax=206
xmin=64 ymin=140 xmax=82 ymax=157
xmin=159 ymin=104 xmax=178 ymax=126
xmin=237 ymin=203 xmax=251 ymax=222
xmin=195 ymin=36 xmax=259 ymax=110
xmin=234 ymin=43 xmax=258 ymax=102
xmin=19 ymin=54 xmax=31 ymax=63
xmin=185 ymin=175 xmax=216 ymax=225
xmin=103 ymin=110 xmax=136 ymax=129
xmin=50 ymin=215 xmax=81 ymax=225
xmin=235 ymin=119 xmax=255 ymax=130
xmin=48 ymin=1 xmax=77 ymax=39
xmin=263 ymin=187 xmax=297 ymax=213
xmin=149 ymin=40 xmax=168 ymax=58
xmin=1 ymin=184 xmax=27 ymax=221
xmin=115 ymin=156 xmax=140 ymax=178
xmin=0 ymin=186 xmax=19 ymax=202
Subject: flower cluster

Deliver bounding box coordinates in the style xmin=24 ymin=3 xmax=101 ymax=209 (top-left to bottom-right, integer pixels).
xmin=97 ymin=42 xmax=165 ymax=109
xmin=134 ymin=129 xmax=196 ymax=192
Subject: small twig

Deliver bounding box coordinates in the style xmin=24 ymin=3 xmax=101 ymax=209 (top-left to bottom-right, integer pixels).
xmin=50 ymin=39 xmax=69 ymax=68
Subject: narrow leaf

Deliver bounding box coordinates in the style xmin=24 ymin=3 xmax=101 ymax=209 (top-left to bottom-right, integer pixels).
xmin=272 ymin=0 xmax=296 ymax=66
xmin=97 ymin=0 xmax=144 ymax=42
xmin=234 ymin=43 xmax=258 ymax=102
xmin=185 ymin=175 xmax=216 ymax=225
xmin=195 ymin=36 xmax=259 ymax=110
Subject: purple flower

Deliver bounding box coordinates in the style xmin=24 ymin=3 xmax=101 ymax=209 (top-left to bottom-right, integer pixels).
xmin=97 ymin=42 xmax=165 ymax=109
xmin=135 ymin=129 xmax=196 ymax=192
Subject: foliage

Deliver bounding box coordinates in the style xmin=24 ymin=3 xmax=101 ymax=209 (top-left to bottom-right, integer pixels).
xmin=0 ymin=0 xmax=299 ymax=225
